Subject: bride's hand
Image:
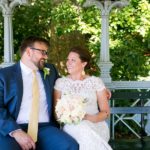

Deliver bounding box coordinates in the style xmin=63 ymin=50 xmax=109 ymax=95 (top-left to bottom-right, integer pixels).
xmin=83 ymin=111 xmax=110 ymax=123
xmin=83 ymin=114 xmax=91 ymax=121
xmin=83 ymin=114 xmax=98 ymax=123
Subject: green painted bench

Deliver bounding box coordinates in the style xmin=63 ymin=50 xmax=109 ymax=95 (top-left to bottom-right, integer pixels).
xmin=109 ymin=90 xmax=150 ymax=150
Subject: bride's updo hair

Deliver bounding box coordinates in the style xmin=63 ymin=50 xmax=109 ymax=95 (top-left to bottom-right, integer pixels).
xmin=69 ymin=46 xmax=91 ymax=70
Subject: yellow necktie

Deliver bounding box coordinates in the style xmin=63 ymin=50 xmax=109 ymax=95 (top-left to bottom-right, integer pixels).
xmin=27 ymin=70 xmax=39 ymax=142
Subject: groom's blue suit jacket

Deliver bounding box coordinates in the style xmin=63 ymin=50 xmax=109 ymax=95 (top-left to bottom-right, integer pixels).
xmin=0 ymin=62 xmax=59 ymax=136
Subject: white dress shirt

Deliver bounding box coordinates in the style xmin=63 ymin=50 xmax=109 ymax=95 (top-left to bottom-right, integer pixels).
xmin=16 ymin=61 xmax=49 ymax=124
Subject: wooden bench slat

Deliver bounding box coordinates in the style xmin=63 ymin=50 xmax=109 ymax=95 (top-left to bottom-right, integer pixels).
xmin=111 ymin=91 xmax=150 ymax=100
xmin=110 ymin=90 xmax=150 ymax=139
xmin=111 ymin=106 xmax=150 ymax=114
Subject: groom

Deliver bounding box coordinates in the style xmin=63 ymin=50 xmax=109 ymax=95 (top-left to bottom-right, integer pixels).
xmin=0 ymin=36 xmax=79 ymax=150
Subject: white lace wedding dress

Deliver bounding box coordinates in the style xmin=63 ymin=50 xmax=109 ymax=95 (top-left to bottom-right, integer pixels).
xmin=54 ymin=76 xmax=112 ymax=150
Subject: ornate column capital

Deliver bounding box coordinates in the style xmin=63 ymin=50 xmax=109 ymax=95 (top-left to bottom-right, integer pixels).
xmin=0 ymin=0 xmax=29 ymax=67
xmin=0 ymin=0 xmax=28 ymax=13
xmin=83 ymin=0 xmax=129 ymax=15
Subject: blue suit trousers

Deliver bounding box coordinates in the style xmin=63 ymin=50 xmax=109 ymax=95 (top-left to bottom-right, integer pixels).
xmin=0 ymin=123 xmax=79 ymax=150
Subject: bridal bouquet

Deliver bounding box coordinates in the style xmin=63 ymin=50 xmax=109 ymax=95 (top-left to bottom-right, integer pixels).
xmin=55 ymin=94 xmax=86 ymax=124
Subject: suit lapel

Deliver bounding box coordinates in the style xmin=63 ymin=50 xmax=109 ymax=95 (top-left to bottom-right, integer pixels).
xmin=13 ymin=62 xmax=23 ymax=118
xmin=39 ymin=70 xmax=52 ymax=116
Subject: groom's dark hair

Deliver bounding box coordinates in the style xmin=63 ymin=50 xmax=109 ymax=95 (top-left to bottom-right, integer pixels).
xmin=20 ymin=36 xmax=50 ymax=56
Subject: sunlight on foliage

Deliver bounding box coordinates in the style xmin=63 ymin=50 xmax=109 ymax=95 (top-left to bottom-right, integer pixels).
xmin=0 ymin=0 xmax=149 ymax=80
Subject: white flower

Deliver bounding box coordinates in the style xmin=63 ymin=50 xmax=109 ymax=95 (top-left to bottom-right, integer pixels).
xmin=55 ymin=94 xmax=86 ymax=124
xmin=43 ymin=67 xmax=50 ymax=79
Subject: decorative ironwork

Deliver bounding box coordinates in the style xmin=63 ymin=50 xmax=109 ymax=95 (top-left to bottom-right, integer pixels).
xmin=0 ymin=0 xmax=28 ymax=67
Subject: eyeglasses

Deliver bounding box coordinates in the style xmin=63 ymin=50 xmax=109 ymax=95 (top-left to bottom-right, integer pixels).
xmin=30 ymin=47 xmax=48 ymax=56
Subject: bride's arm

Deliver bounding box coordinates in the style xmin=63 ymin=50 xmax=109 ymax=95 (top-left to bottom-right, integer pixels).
xmin=54 ymin=89 xmax=61 ymax=119
xmin=84 ymin=88 xmax=110 ymax=123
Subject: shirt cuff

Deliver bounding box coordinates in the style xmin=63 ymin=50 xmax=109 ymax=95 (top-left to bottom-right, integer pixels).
xmin=9 ymin=129 xmax=22 ymax=137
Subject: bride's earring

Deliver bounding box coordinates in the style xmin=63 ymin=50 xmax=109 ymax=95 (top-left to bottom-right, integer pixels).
xmin=82 ymin=70 xmax=85 ymax=76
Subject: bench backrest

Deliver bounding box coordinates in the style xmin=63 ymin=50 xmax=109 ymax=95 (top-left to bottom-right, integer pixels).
xmin=111 ymin=91 xmax=150 ymax=114
xmin=110 ymin=90 xmax=150 ymax=139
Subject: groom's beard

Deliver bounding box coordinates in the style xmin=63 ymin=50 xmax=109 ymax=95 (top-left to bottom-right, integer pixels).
xmin=37 ymin=59 xmax=46 ymax=70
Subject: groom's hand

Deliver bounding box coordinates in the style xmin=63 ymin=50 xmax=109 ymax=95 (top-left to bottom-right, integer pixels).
xmin=11 ymin=130 xmax=36 ymax=150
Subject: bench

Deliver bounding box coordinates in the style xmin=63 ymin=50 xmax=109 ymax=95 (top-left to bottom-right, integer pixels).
xmin=110 ymin=89 xmax=150 ymax=150
xmin=110 ymin=90 xmax=150 ymax=139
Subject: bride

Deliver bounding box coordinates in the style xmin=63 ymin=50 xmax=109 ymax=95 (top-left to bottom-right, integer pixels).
xmin=54 ymin=46 xmax=112 ymax=150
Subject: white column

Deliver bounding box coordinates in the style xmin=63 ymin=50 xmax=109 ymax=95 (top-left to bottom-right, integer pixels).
xmin=3 ymin=11 xmax=14 ymax=64
xmin=83 ymin=0 xmax=128 ymax=83
xmin=101 ymin=14 xmax=109 ymax=62
xmin=0 ymin=0 xmax=28 ymax=68
xmin=99 ymin=10 xmax=113 ymax=82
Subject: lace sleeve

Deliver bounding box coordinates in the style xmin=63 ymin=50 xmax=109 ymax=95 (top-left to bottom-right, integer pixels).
xmin=94 ymin=77 xmax=106 ymax=92
xmin=54 ymin=78 xmax=63 ymax=91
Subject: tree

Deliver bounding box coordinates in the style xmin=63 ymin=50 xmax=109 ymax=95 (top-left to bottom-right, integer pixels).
xmin=109 ymin=0 xmax=150 ymax=80
xmin=0 ymin=0 xmax=149 ymax=80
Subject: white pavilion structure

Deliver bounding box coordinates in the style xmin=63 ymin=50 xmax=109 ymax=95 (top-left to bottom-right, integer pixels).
xmin=0 ymin=0 xmax=150 ymax=139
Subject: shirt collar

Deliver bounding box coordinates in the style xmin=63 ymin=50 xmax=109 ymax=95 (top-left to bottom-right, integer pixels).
xmin=20 ymin=61 xmax=38 ymax=75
